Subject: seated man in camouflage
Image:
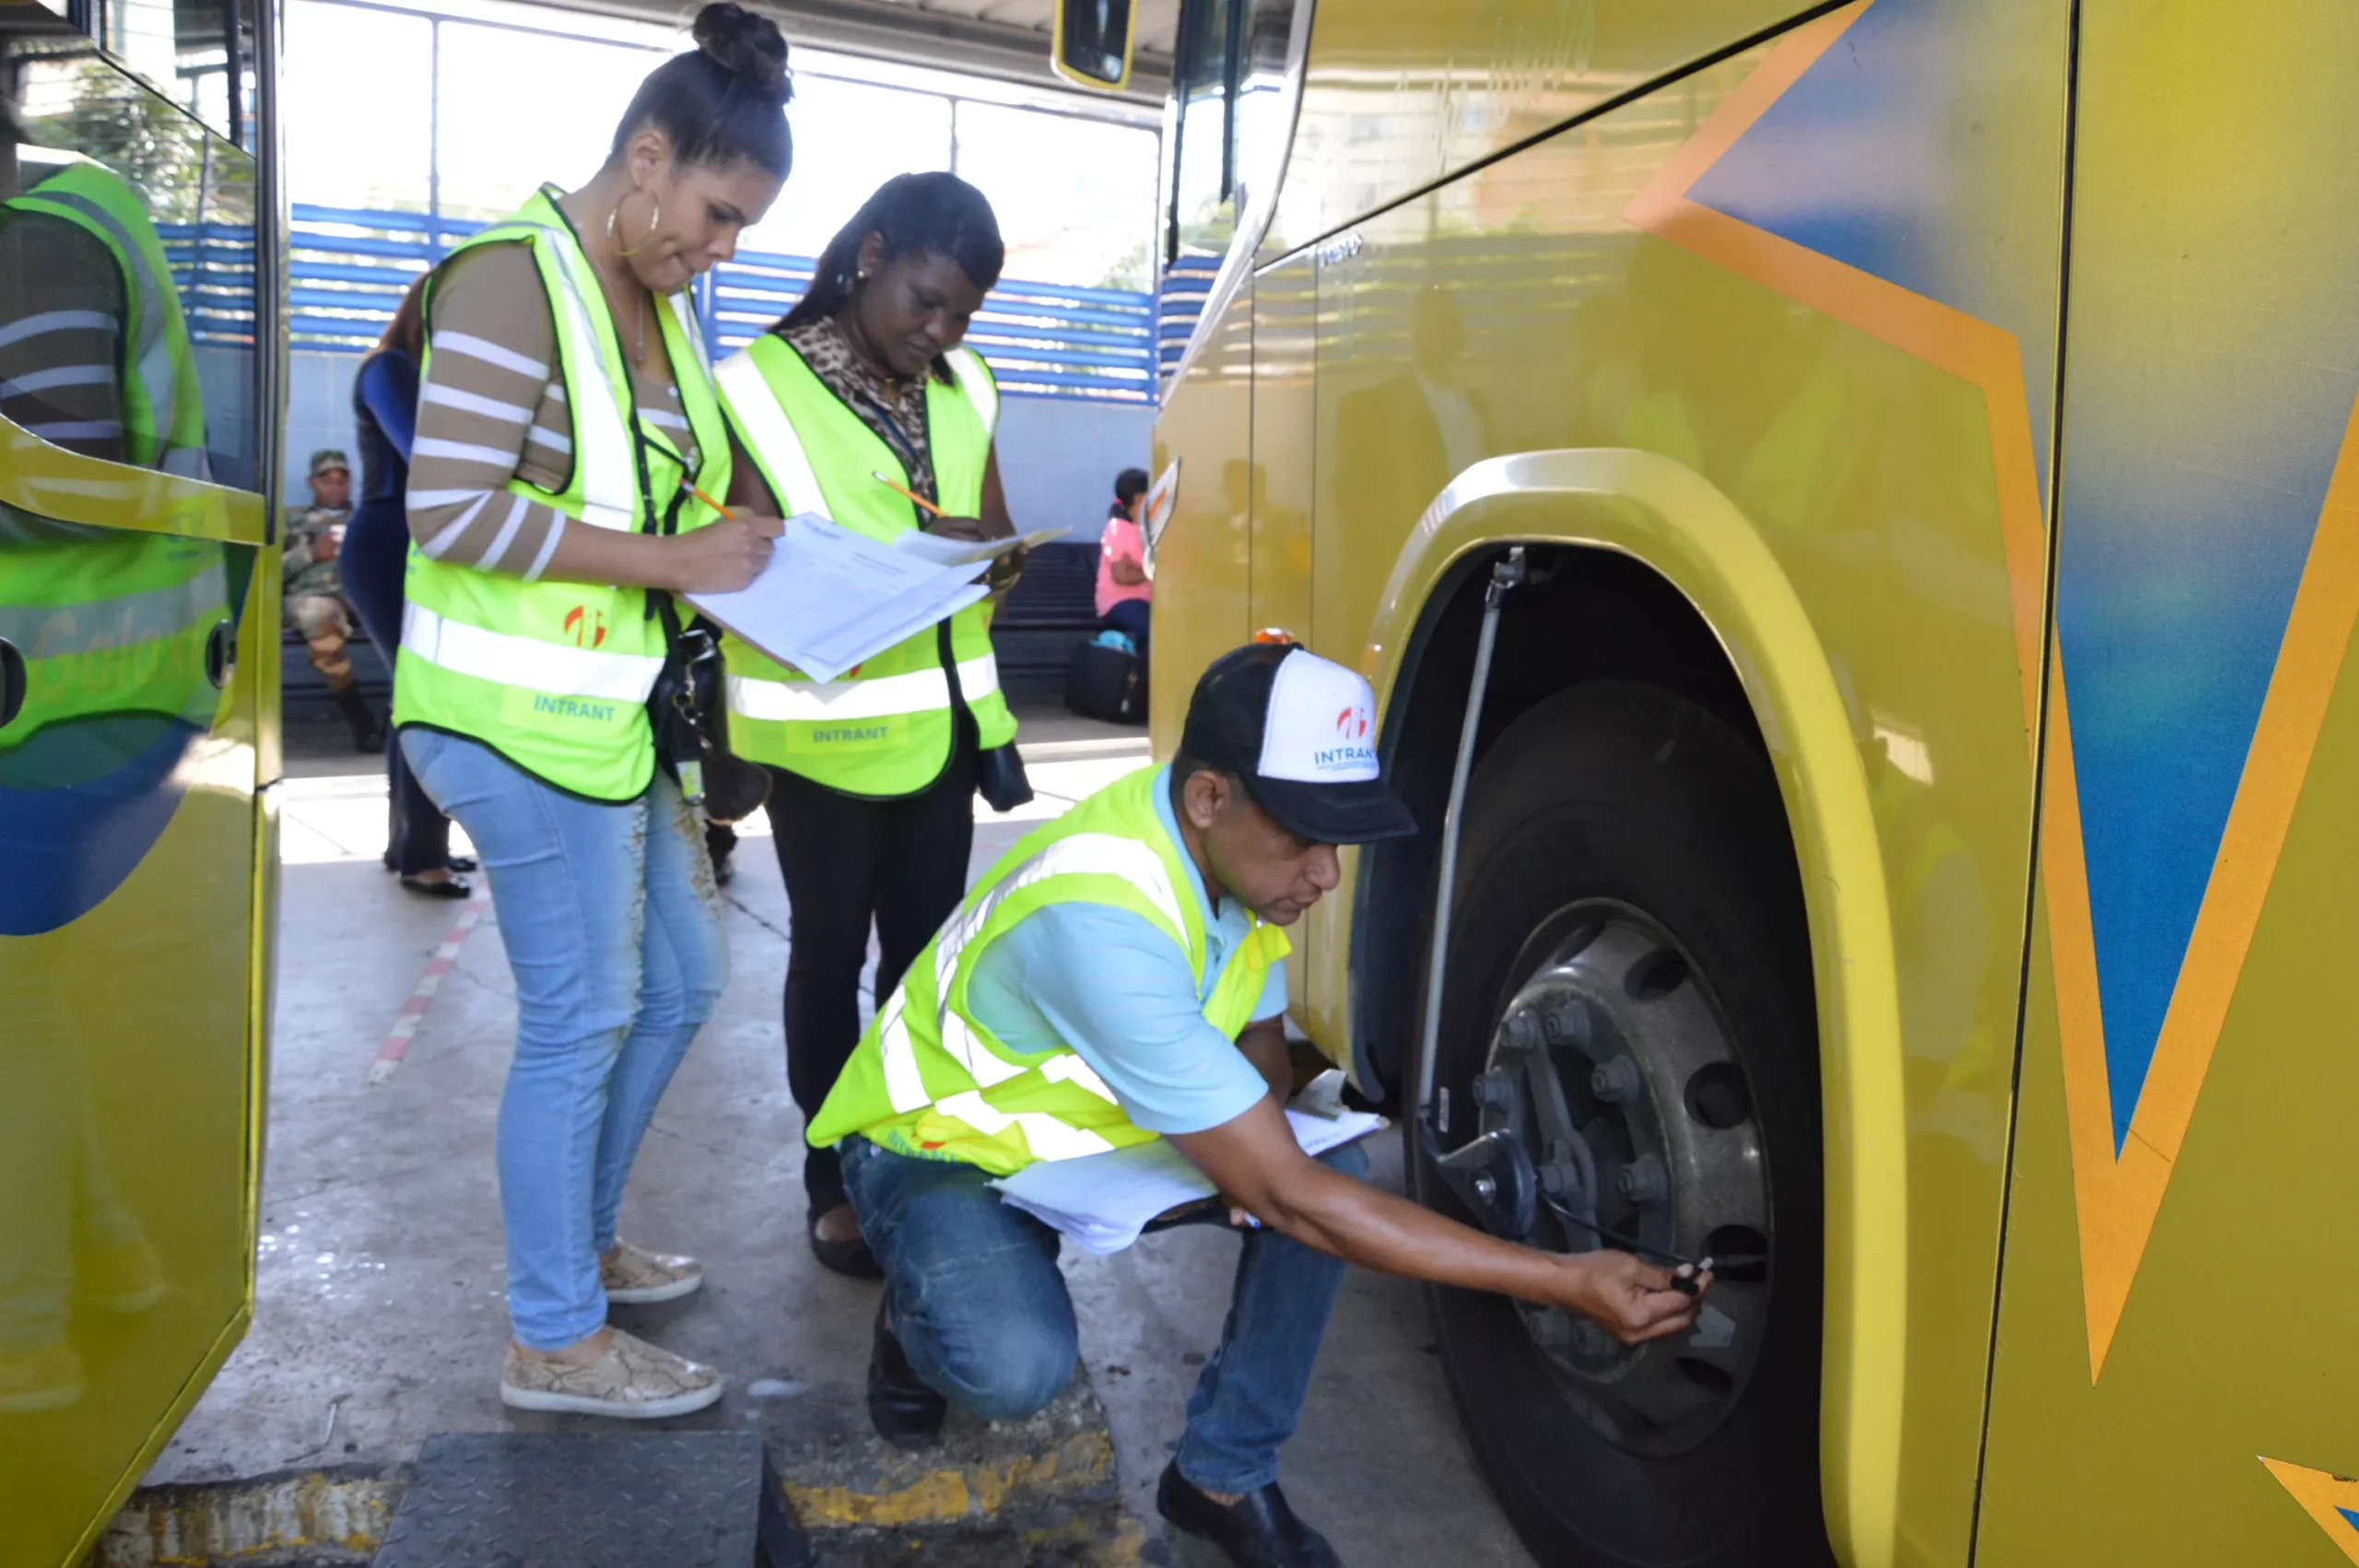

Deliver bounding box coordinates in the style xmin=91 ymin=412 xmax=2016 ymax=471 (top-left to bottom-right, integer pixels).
xmin=282 ymin=448 xmax=382 ymax=751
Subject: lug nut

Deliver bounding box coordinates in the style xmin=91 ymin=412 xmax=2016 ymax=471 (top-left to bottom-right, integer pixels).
xmin=1500 ymin=1011 xmax=1543 ymax=1055
xmin=1590 ymin=1055 xmax=1644 ymax=1104
xmin=1543 ymin=999 xmax=1590 ymax=1047
xmin=1473 ymin=1173 xmax=1497 ymax=1202
xmin=1615 ymin=1153 xmax=1668 ymax=1205
xmin=1472 ymin=1069 xmax=1518 ymax=1113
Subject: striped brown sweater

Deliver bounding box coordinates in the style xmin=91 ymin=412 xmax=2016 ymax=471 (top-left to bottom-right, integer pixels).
xmin=405 ymin=242 xmax=695 ymax=576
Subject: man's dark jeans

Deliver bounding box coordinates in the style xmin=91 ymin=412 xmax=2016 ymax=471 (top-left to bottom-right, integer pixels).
xmin=839 ymin=1132 xmax=1366 ymax=1493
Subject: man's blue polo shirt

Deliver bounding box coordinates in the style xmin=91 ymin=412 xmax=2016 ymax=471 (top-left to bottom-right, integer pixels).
xmin=960 ymin=765 xmax=1284 ymax=1136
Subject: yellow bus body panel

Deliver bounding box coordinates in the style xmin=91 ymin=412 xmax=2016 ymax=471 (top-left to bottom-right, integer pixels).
xmin=0 ymin=305 xmax=275 ymax=1568
xmin=1978 ymin=3 xmax=2359 ymax=1561
xmin=1156 ymin=1 xmax=2080 ymax=1562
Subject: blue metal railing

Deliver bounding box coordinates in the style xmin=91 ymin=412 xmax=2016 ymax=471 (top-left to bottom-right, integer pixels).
xmin=1152 ymin=253 xmax=1221 ymax=389
xmin=242 ymin=204 xmax=1158 ymax=404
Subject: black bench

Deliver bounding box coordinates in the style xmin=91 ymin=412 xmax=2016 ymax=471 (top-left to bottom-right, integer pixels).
xmin=282 ymin=540 xmax=1109 ymax=717
xmin=992 ymin=541 xmax=1103 ymax=706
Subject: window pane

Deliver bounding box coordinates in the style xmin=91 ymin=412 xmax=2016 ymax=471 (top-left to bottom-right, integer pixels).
xmin=282 ymin=0 xmax=431 ymax=210
xmin=77 ymin=0 xmax=258 ymax=146
xmin=1168 ymin=0 xmax=1234 ymax=261
xmin=434 ymin=24 xmax=662 ymax=221
xmin=957 ymin=103 xmax=1156 ymax=288
xmin=736 ymin=76 xmax=951 ymax=261
xmin=8 ymin=47 xmax=262 ymax=489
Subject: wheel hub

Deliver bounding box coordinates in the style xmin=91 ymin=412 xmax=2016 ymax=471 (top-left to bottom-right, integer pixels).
xmin=1472 ymin=905 xmax=1772 ymax=1457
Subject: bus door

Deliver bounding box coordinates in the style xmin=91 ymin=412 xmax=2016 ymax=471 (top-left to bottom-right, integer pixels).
xmin=0 ymin=6 xmax=276 ymax=1563
xmin=1977 ymin=4 xmax=2359 ymax=1561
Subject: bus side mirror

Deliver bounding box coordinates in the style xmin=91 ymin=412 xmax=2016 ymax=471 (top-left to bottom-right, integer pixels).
xmin=1051 ymin=0 xmax=1134 ymax=91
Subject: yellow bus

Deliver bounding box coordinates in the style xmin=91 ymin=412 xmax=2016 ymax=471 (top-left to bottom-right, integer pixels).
xmin=1060 ymin=0 xmax=2359 ymax=1562
xmin=0 ymin=0 xmax=281 ymax=1562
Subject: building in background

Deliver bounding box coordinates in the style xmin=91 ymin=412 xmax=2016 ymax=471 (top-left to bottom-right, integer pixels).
xmin=276 ymin=0 xmax=1161 ymax=535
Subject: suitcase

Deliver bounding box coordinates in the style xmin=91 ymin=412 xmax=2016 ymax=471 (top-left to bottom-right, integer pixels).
xmin=1064 ymin=641 xmax=1147 ymax=723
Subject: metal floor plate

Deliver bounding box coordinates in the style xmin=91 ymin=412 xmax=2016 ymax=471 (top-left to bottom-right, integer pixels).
xmin=374 ymin=1431 xmax=810 ymax=1568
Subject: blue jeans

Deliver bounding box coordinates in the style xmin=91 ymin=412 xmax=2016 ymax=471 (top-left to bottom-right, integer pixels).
xmin=840 ymin=1133 xmax=1365 ymax=1493
xmin=402 ymin=729 xmax=728 ymax=1350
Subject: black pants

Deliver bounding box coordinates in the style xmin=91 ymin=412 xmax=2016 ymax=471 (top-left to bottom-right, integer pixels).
xmin=342 ymin=497 xmax=452 ymax=876
xmin=767 ymin=737 xmax=975 ymax=1216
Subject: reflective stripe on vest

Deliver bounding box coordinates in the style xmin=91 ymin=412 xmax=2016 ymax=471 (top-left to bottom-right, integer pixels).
xmin=724 ymin=653 xmax=1000 ymax=723
xmin=402 ymin=600 xmax=664 ymax=701
xmin=807 ymin=766 xmax=1289 ymax=1176
xmin=715 ymin=351 xmax=825 ymax=515
xmin=5 ymin=167 xmax=210 ymax=478
xmin=869 ymin=829 xmax=1191 ymax=1117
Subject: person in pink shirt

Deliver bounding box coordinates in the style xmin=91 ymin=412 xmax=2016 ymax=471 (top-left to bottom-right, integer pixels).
xmin=1097 ymin=466 xmax=1154 ymax=660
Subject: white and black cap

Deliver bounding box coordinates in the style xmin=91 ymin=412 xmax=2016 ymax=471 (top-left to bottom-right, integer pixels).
xmin=1178 ymin=643 xmax=1417 ymax=845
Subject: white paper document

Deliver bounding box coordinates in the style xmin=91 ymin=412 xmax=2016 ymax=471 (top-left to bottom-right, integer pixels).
xmin=893 ymin=525 xmax=1066 ymax=569
xmin=991 ymin=1106 xmax=1389 ymax=1256
xmin=684 ymin=511 xmax=997 ymax=685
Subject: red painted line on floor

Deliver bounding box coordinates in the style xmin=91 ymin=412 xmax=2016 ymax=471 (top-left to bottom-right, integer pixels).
xmin=369 ymin=892 xmax=490 ymax=1085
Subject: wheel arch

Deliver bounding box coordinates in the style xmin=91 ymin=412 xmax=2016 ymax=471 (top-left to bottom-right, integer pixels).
xmin=1353 ymin=447 xmax=1907 ymax=1568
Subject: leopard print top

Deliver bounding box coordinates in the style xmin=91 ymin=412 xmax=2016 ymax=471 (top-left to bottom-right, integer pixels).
xmin=780 ymin=314 xmax=940 ymax=507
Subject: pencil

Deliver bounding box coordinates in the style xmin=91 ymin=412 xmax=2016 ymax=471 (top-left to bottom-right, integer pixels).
xmin=687 ymin=482 xmax=734 ymax=516
xmin=872 ymin=470 xmax=945 ymax=517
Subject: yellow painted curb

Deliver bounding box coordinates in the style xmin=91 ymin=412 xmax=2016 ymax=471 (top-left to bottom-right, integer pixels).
xmin=782 ymin=1429 xmax=1115 ymax=1529
xmin=89 ymin=1471 xmax=397 ymax=1567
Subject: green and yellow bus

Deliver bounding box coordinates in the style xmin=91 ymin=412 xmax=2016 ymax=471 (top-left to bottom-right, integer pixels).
xmin=0 ymin=0 xmax=282 ymax=1562
xmin=1061 ymin=0 xmax=2359 ymax=1562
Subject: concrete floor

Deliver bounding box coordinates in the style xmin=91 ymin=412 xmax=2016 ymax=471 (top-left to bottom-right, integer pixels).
xmin=164 ymin=705 xmax=1535 ymax=1566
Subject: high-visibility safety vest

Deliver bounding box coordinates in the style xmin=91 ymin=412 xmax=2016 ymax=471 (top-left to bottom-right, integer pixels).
xmin=0 ymin=518 xmax=229 ymax=752
xmin=2 ymin=162 xmax=211 ymax=479
xmin=714 ymin=333 xmax=1017 ymax=798
xmin=393 ymin=185 xmax=732 ymax=802
xmin=807 ymin=765 xmax=1291 ymax=1176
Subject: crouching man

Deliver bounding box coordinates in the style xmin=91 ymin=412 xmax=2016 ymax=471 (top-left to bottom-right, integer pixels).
xmin=806 ymin=643 xmax=1708 ymax=1568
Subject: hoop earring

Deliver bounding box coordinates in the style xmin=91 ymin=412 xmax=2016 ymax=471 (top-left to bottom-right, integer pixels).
xmin=609 ymin=190 xmax=661 ymax=258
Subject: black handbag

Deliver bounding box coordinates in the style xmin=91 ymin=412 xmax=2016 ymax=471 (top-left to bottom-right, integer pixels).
xmin=974 ymin=742 xmax=1034 ymax=813
xmin=649 ymin=598 xmax=772 ymax=823
xmin=630 ymin=420 xmax=769 ymax=823
xmin=940 ymin=620 xmax=1032 ymax=812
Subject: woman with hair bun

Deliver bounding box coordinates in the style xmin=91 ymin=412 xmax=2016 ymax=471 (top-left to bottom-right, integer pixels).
xmin=393 ymin=1 xmax=792 ymax=1419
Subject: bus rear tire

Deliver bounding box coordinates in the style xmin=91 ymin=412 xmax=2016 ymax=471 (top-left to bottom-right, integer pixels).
xmin=1413 ymin=681 xmax=1832 ymax=1567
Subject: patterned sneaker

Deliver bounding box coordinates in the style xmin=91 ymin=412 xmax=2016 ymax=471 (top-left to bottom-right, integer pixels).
xmin=0 ymin=1342 xmax=85 ymax=1414
xmin=499 ymin=1329 xmax=722 ymax=1420
xmin=600 ymin=1240 xmax=703 ymax=1305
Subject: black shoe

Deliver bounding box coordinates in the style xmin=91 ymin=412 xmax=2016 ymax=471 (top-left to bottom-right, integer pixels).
xmin=445 ymin=855 xmax=478 ymax=873
xmin=711 ymin=849 xmax=735 ymax=887
xmin=867 ymin=1301 xmax=945 ymax=1450
xmin=1156 ymin=1463 xmax=1342 ymax=1568
xmin=808 ymin=1206 xmax=881 ymax=1279
xmin=332 ymin=685 xmax=385 ymax=752
xmin=400 ymin=872 xmax=473 ymax=900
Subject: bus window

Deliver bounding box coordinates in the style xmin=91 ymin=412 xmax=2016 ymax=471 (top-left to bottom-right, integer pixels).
xmin=1164 ymin=0 xmax=1304 ymax=269
xmin=1168 ymin=0 xmax=1236 ymax=263
xmin=49 ymin=0 xmax=260 ymax=147
xmin=7 ymin=42 xmax=263 ymax=490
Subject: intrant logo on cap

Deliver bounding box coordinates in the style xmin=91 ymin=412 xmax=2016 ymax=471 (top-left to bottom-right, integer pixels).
xmin=1314 ymin=701 xmax=1378 ymax=772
